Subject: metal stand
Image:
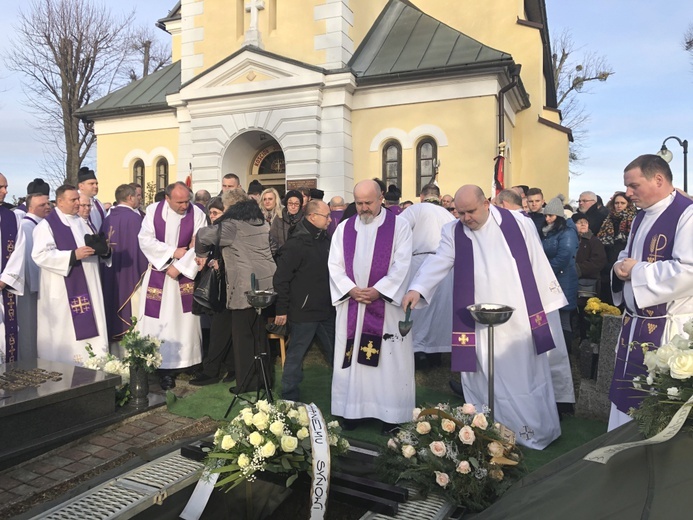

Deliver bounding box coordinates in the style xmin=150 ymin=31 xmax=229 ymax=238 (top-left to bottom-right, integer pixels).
xmin=224 ymin=352 xmax=273 ymax=418
xmin=486 ymin=324 xmax=496 ymax=424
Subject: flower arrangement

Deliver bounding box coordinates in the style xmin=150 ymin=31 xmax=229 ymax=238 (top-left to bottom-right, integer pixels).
xmin=83 ymin=344 xmax=131 ymax=406
xmin=120 ymin=317 xmax=163 ymax=372
xmin=376 ymin=404 xmax=524 ymax=512
xmin=204 ymin=400 xmax=350 ymax=491
xmin=583 ymin=297 xmax=621 ymax=344
xmin=629 ymin=318 xmax=693 ymax=438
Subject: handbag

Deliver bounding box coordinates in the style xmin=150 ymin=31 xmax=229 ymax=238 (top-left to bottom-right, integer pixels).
xmin=577 ymin=278 xmax=599 ymax=299
xmin=193 ymin=224 xmax=227 ymax=313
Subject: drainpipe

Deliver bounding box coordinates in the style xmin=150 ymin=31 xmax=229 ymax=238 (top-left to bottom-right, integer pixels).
xmin=498 ymin=64 xmax=522 ymax=145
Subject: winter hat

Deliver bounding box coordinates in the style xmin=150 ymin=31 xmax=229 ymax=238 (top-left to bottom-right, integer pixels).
xmin=283 ymin=189 xmax=303 ymax=209
xmin=309 ymin=188 xmax=324 ymax=200
xmin=27 ymin=178 xmax=50 ymax=196
xmin=542 ymin=196 xmax=565 ymax=217
xmin=247 ymin=179 xmax=264 ymax=195
xmin=77 ymin=166 xmax=96 ymax=183
xmin=384 ymin=184 xmax=401 ymax=203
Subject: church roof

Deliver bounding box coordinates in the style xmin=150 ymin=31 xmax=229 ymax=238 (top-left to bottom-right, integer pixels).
xmin=76 ymin=61 xmax=181 ymax=119
xmin=350 ymin=0 xmax=514 ymax=84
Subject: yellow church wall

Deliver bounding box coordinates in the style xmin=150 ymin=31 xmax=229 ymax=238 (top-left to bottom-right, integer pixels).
xmin=94 ymin=127 xmax=179 ymax=204
xmin=192 ymin=0 xmax=326 ymax=77
xmin=172 ymin=33 xmax=181 ymax=63
xmin=352 ymin=97 xmax=500 ymax=201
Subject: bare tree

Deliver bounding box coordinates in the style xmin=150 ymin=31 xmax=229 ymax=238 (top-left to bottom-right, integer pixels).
xmin=685 ymin=24 xmax=693 ymax=61
xmin=552 ymin=30 xmax=614 ymax=168
xmin=4 ymin=0 xmax=135 ymax=185
xmin=124 ymin=26 xmax=171 ymax=83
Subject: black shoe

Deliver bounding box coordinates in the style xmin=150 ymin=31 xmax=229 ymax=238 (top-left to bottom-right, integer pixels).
xmin=429 ymin=353 xmax=442 ymax=367
xmin=342 ymin=418 xmax=362 ymax=431
xmin=159 ymin=374 xmax=176 ymax=390
xmin=381 ymin=422 xmax=400 ymax=435
xmin=449 ymin=378 xmax=465 ymax=399
xmin=189 ymin=374 xmax=219 ymax=386
xmin=222 ymin=372 xmax=236 ymax=383
xmin=414 ymin=352 xmax=428 ymax=370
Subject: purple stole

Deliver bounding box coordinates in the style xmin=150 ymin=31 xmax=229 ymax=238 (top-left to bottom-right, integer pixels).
xmin=45 ymin=210 xmax=100 ymax=341
xmin=94 ymin=199 xmax=105 ymax=221
xmin=387 ymin=205 xmax=403 ymax=216
xmin=24 ymin=215 xmax=39 ymax=226
xmin=451 ymin=208 xmax=555 ymax=372
xmin=16 ymin=204 xmax=27 ymax=213
xmin=610 ymin=192 xmax=693 ymax=413
xmin=0 ymin=208 xmax=18 ymax=362
xmin=341 ymin=210 xmax=396 ymax=368
xmin=144 ymin=202 xmax=195 ymax=318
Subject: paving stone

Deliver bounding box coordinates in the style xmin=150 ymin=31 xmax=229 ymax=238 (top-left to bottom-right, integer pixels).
xmin=90 ymin=435 xmax=119 ymax=448
xmin=141 ymin=414 xmax=169 ymax=426
xmin=0 ymin=474 xmax=20 ymax=491
xmin=118 ymin=424 xmax=146 ymax=436
xmin=22 ymin=462 xmax=58 ymax=476
xmin=78 ymin=443 xmax=107 ymax=455
xmin=41 ymin=455 xmax=73 ymax=469
xmin=60 ymin=448 xmax=91 ymax=462
xmin=10 ymin=483 xmax=39 ymax=497
xmin=93 ymin=447 xmax=120 ymax=460
xmin=63 ymin=461 xmax=91 ymax=474
xmin=0 ymin=490 xmax=20 ymax=505
xmin=44 ymin=468 xmax=74 ymax=482
xmin=28 ymin=475 xmax=57 ymax=491
xmin=8 ymin=468 xmax=41 ymax=484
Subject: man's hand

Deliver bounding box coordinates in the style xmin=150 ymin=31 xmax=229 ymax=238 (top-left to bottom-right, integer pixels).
xmin=166 ymin=265 xmax=181 ymax=279
xmin=195 ymin=256 xmax=206 ymax=268
xmin=614 ymin=258 xmax=637 ymax=281
xmin=274 ymin=315 xmax=287 ymax=326
xmin=0 ymin=281 xmax=6 ymax=290
xmin=173 ymin=247 xmax=188 ymax=259
xmin=361 ymin=287 xmax=380 ymax=305
xmin=75 ymin=246 xmax=95 ymax=260
xmin=402 ymin=290 xmax=421 ymax=310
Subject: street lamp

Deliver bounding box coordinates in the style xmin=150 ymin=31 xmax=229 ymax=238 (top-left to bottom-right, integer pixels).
xmin=656 ymin=136 xmax=688 ymax=193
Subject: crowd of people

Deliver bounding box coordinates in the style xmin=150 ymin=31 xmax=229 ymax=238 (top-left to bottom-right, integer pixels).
xmin=1 ymin=152 xmax=690 ymax=448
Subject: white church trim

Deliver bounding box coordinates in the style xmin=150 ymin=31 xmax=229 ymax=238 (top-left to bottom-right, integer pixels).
xmin=369 ymin=125 xmax=449 ymax=152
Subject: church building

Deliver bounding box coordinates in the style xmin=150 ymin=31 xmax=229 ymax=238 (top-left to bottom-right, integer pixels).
xmin=77 ymin=0 xmax=571 ymax=203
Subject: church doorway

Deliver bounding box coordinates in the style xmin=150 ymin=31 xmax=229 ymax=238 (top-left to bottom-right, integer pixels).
xmin=220 ymin=131 xmax=286 ymax=196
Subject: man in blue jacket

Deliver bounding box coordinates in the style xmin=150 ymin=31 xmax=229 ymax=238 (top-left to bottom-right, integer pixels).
xmin=273 ymin=199 xmax=335 ymax=401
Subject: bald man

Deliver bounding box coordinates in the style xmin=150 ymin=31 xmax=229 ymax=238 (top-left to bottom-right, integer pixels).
xmin=403 ymin=185 xmax=565 ymax=449
xmin=328 ymin=180 xmax=414 ymax=433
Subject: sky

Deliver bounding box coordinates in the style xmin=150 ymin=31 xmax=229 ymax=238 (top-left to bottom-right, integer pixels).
xmin=1 ymin=1 xmax=692 ymax=203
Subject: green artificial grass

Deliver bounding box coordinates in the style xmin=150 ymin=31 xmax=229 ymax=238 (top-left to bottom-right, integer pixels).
xmin=166 ymin=363 xmax=607 ymax=472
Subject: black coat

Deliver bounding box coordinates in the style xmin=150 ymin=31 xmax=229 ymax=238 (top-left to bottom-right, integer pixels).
xmin=273 ymin=218 xmax=334 ymax=323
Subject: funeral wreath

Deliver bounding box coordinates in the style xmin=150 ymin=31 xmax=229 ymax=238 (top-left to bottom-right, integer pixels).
xmin=630 ymin=317 xmax=693 ymax=438
xmin=204 ymin=399 xmax=350 ymax=491
xmin=376 ymin=404 xmax=524 ymax=512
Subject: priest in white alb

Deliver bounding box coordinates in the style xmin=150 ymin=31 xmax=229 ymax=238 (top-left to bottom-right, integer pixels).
xmin=403 ymin=185 xmax=563 ymax=449
xmin=328 ymin=180 xmax=414 ymax=433
xmin=0 ymin=172 xmax=26 ymax=364
xmin=608 ymin=154 xmax=693 ymax=431
xmin=137 ymin=181 xmax=207 ymax=390
xmin=32 ymin=185 xmax=111 ymax=365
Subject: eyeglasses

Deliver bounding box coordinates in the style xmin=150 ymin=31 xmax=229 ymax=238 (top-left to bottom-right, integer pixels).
xmin=311 ymin=213 xmax=331 ymax=219
xmin=79 ymin=204 xmax=92 ymax=208
xmin=578 ymin=199 xmax=595 ymax=203
xmin=286 ymin=202 xmax=300 ymax=207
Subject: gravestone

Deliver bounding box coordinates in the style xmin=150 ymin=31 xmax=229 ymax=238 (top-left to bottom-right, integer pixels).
xmin=576 ymin=315 xmax=621 ymax=420
xmin=0 ymin=358 xmax=121 ymax=469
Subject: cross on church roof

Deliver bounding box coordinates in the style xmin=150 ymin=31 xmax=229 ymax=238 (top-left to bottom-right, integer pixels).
xmin=244 ymin=0 xmax=265 ymax=49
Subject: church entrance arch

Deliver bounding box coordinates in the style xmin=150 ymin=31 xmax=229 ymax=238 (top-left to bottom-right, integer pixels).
xmin=221 ymin=132 xmax=286 ymax=196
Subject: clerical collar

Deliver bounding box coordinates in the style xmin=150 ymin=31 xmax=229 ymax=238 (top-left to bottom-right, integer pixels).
xmin=643 ymin=190 xmax=676 ymax=214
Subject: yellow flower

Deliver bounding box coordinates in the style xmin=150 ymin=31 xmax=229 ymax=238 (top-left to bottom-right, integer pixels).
xmin=297 ymin=427 xmax=309 ymax=440
xmin=298 ymin=406 xmax=310 ymax=426
xmin=280 ymin=435 xmax=298 ymax=452
xmin=260 ymin=441 xmax=276 ymax=458
xmin=221 ymin=435 xmax=236 ymax=450
xmin=238 ymin=454 xmax=250 ymax=468
xmin=252 ymin=411 xmax=270 ymax=431
xmin=269 ymin=420 xmax=285 ymax=437
xmin=248 ymin=431 xmax=264 ymax=446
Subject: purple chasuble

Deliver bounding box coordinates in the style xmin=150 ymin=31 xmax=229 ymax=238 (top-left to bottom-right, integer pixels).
xmin=610 ymin=192 xmax=693 ymax=413
xmin=144 ymin=201 xmax=195 ymax=318
xmin=102 ymin=206 xmax=148 ymax=340
xmin=327 ymin=210 xmax=344 ymax=237
xmin=45 ymin=210 xmax=100 ymax=341
xmin=16 ymin=204 xmax=27 ymax=213
xmin=451 ymin=208 xmax=555 ymax=372
xmin=387 ymin=205 xmax=403 ymax=216
xmin=342 ymin=210 xmax=396 ymax=368
xmin=0 ymin=207 xmax=18 ymax=362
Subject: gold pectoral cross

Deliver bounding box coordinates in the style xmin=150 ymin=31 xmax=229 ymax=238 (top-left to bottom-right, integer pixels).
xmin=360 ymin=340 xmax=379 ymax=360
xmin=458 ymin=334 xmax=469 ymax=345
xmin=345 ymin=345 xmax=353 ymax=361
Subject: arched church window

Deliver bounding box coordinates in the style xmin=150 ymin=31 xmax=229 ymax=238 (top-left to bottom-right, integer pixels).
xmin=416 ymin=138 xmax=437 ymax=195
xmin=156 ymin=158 xmax=169 ymax=191
xmin=382 ymin=140 xmax=402 ymax=189
xmin=133 ymin=159 xmax=145 ymax=186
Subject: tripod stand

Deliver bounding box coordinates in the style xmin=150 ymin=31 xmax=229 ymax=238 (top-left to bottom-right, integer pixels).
xmin=224 ymin=288 xmax=277 ymax=418
xmin=224 ymin=352 xmax=274 ymax=418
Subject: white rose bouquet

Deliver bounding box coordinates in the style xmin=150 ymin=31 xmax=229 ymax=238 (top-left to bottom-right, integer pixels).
xmin=204 ymin=400 xmax=350 ymax=491
xmin=629 ymin=318 xmax=693 ymax=437
xmin=377 ymin=403 xmax=523 ymax=512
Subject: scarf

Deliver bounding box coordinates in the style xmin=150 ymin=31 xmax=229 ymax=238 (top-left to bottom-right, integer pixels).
xmin=597 ymin=205 xmax=637 ymax=245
